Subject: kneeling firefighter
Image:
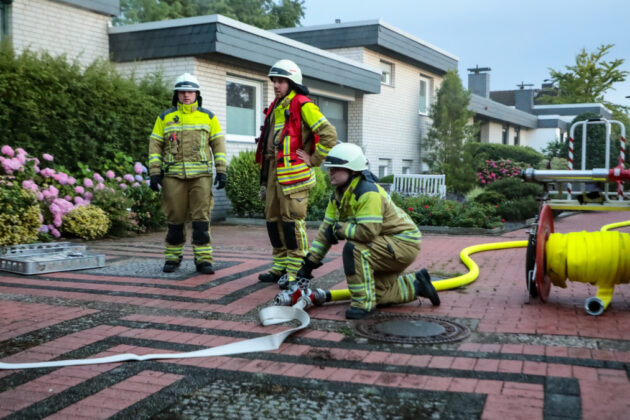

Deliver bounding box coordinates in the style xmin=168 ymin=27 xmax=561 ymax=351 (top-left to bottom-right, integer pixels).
xmin=296 ymin=143 xmax=440 ymax=319
xmin=255 ymin=59 xmax=338 ymax=289
xmin=148 ymin=73 xmax=227 ymax=274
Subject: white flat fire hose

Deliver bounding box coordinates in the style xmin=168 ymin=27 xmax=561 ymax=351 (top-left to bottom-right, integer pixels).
xmin=0 ymin=301 xmax=310 ymax=370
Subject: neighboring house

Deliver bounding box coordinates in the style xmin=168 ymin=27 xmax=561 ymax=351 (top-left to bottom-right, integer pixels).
xmin=1 ymin=0 xmax=117 ymax=68
xmin=468 ymin=68 xmax=612 ymax=152
xmin=275 ymin=20 xmax=458 ymax=176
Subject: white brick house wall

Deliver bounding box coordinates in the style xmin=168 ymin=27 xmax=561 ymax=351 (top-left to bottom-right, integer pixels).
xmin=11 ymin=0 xmax=110 ymax=68
xmin=329 ymin=47 xmax=443 ymax=175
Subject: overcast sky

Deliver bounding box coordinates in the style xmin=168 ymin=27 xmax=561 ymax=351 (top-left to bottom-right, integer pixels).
xmin=301 ymin=0 xmax=630 ymax=108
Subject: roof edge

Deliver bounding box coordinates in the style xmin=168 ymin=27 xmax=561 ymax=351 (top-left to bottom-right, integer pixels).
xmin=109 ymin=14 xmax=380 ymax=75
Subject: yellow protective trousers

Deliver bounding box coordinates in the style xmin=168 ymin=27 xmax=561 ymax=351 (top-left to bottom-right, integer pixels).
xmin=264 ymin=168 xmax=309 ymax=280
xmin=344 ymin=236 xmax=420 ymax=312
xmin=162 ymin=176 xmax=214 ymax=264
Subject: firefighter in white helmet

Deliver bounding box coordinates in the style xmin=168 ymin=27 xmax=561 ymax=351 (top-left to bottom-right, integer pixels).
xmin=296 ymin=143 xmax=440 ymax=319
xmin=255 ymin=59 xmax=338 ymax=289
xmin=148 ymin=73 xmax=227 ymax=274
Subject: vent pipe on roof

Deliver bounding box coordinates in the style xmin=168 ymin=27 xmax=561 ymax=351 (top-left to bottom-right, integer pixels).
xmin=335 ymin=19 xmax=341 ymax=24
xmin=467 ymin=65 xmax=491 ymax=98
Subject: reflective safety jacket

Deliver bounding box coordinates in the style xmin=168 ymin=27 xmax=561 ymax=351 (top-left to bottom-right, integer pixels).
xmin=308 ymin=172 xmax=422 ymax=263
xmin=255 ymin=90 xmax=337 ymax=194
xmin=149 ymin=101 xmax=226 ymax=178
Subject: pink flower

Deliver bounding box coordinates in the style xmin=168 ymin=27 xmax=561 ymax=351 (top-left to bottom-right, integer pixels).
xmin=95 ymin=182 xmax=105 ymax=190
xmin=75 ymin=186 xmax=85 ymax=194
xmin=119 ymin=183 xmax=128 ymax=189
xmin=84 ymin=192 xmax=93 ymax=200
xmin=106 ymin=170 xmax=115 ymax=179
xmin=74 ymin=196 xmax=85 ymax=205
xmin=40 ymin=168 xmax=55 ymax=178
xmin=1 ymin=145 xmax=14 ymax=157
xmin=134 ymin=162 xmax=144 ymax=174
xmin=54 ymin=172 xmax=70 ymax=185
xmin=93 ymin=173 xmax=104 ymax=183
xmin=42 ymin=153 xmax=54 ymax=161
xmin=16 ymin=147 xmax=26 ymax=155
xmin=116 ymin=176 xmax=122 ymax=182
xmin=50 ymin=225 xmax=61 ymax=238
xmin=83 ymin=178 xmax=94 ymax=188
xmin=67 ymin=176 xmax=76 ymax=185
xmin=22 ymin=180 xmax=38 ymax=192
xmin=132 ymin=182 xmax=140 ymax=187
xmin=64 ymin=195 xmax=72 ymax=201
xmin=123 ymin=174 xmax=134 ymax=183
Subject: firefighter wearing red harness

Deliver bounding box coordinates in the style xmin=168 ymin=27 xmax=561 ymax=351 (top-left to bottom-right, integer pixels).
xmin=255 ymin=59 xmax=338 ymax=288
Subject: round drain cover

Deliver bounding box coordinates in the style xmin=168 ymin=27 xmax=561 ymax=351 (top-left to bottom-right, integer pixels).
xmin=354 ymin=314 xmax=470 ymax=344
xmin=375 ymin=320 xmax=445 ymax=337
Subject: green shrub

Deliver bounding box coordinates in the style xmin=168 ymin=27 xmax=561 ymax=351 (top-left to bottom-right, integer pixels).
xmin=464 ymin=187 xmax=484 ymax=203
xmin=0 ymin=182 xmax=41 ymax=246
xmin=452 ymin=202 xmax=501 ymax=228
xmin=474 ymin=190 xmax=505 ymax=206
xmin=62 ymin=205 xmax=110 ymax=240
xmin=470 ymin=143 xmax=543 ymax=167
xmin=0 ymin=41 xmax=171 ymax=173
xmin=124 ymin=183 xmax=165 ymax=232
xmin=306 ymin=168 xmax=333 ymax=221
xmin=226 ymin=150 xmax=264 ymax=217
xmin=496 ymin=197 xmax=540 ymax=222
xmin=379 ymin=174 xmax=394 ymax=183
xmin=90 ymin=189 xmax=134 ymax=236
xmin=486 ymin=177 xmax=542 ymax=200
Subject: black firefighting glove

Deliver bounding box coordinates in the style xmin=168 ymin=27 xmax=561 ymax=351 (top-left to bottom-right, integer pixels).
xmin=296 ymin=254 xmax=323 ymax=279
xmin=214 ymin=173 xmax=227 ymax=190
xmin=149 ymin=174 xmax=163 ymax=192
xmin=325 ymin=223 xmax=340 ymax=245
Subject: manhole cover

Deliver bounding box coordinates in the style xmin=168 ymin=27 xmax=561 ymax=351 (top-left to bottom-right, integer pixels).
xmin=353 ymin=314 xmax=470 ymax=344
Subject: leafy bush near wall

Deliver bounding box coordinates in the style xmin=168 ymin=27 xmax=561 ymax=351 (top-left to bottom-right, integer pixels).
xmin=226 ymin=150 xmax=265 ymax=217
xmin=0 ymin=182 xmax=41 ymax=246
xmin=62 ymin=205 xmax=111 ymax=240
xmin=391 ymin=193 xmax=502 ymax=229
xmin=0 ymin=41 xmax=171 ymax=173
xmin=470 ymin=143 xmax=544 ymax=167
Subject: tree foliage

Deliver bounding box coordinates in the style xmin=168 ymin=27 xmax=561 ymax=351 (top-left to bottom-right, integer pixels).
xmin=113 ymin=0 xmax=305 ymax=29
xmin=423 ymin=70 xmax=478 ymax=194
xmin=538 ymin=44 xmax=628 ymax=111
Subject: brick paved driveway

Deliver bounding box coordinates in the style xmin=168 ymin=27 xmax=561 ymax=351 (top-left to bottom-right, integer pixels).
xmin=1 ymin=211 xmax=630 ymax=419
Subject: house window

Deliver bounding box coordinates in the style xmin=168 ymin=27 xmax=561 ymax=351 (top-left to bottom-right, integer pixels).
xmin=419 ymin=76 xmax=431 ymax=115
xmin=378 ymin=159 xmax=392 ymax=178
xmin=402 ymin=159 xmax=412 ymax=174
xmin=380 ymin=61 xmax=393 ymax=86
xmin=311 ymin=95 xmax=348 ymax=142
xmin=226 ymin=76 xmax=262 ymax=142
xmin=502 ymin=123 xmax=509 ymax=145
xmin=514 ymin=126 xmax=520 ymax=146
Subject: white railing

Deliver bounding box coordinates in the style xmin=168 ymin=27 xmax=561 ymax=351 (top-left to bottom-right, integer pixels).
xmin=391 ymin=174 xmax=446 ymax=198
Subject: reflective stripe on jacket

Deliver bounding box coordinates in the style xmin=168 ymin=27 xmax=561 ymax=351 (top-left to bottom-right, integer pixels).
xmin=149 ymin=101 xmax=226 ymax=178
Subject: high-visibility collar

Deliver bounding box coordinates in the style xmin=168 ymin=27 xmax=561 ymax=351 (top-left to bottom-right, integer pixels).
xmin=177 ymin=101 xmax=199 ymax=113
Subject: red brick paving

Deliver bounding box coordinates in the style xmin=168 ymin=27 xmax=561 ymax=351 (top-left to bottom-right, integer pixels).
xmin=1 ymin=212 xmax=630 ymax=418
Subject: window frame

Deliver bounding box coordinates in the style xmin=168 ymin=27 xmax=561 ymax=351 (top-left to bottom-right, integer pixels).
xmin=380 ymin=60 xmax=393 ymax=86
xmin=378 ymin=158 xmax=392 ymax=178
xmin=502 ymin=123 xmax=509 ymax=145
xmin=402 ymin=159 xmax=413 ymax=174
xmin=419 ymin=76 xmax=431 ymax=115
xmin=225 ymin=75 xmax=263 ymax=143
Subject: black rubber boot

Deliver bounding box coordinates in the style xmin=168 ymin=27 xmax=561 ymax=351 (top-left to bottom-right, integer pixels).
xmin=345 ymin=306 xmax=375 ymax=320
xmin=163 ymin=259 xmax=182 ymax=273
xmin=196 ymin=261 xmax=215 ymax=274
xmin=258 ymin=271 xmax=284 ymax=283
xmin=414 ymin=268 xmax=440 ymax=306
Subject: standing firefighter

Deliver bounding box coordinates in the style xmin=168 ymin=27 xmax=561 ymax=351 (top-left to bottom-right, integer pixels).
xmin=255 ymin=59 xmax=337 ymax=288
xmin=296 ymin=143 xmax=440 ymax=319
xmin=148 ymin=73 xmax=227 ymax=274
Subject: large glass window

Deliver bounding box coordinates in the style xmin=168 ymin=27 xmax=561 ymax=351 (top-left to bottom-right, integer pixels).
xmin=310 ymin=95 xmax=348 ymax=142
xmin=419 ymin=76 xmax=431 ymax=115
xmin=226 ymin=76 xmax=262 ymax=142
